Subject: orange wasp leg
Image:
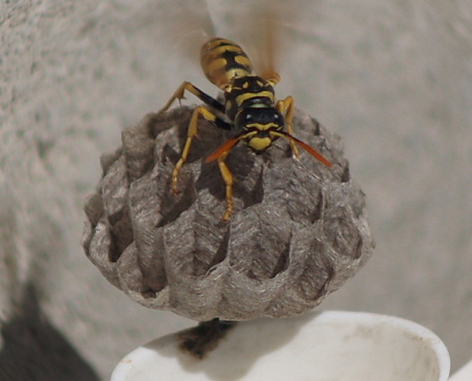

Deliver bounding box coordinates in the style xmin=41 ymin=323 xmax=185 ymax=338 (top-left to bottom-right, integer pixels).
xmin=158 ymin=81 xmax=225 ymax=115
xmin=205 ymin=131 xmax=253 ymax=221
xmin=276 ymin=95 xmax=300 ymax=159
xmin=217 ymin=151 xmax=234 ymax=221
xmin=171 ymin=105 xmax=218 ymax=193
xmin=158 ymin=82 xmax=201 ymax=113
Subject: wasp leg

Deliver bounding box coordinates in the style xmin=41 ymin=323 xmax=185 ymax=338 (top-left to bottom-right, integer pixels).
xmin=216 ymin=151 xmax=234 ymax=221
xmin=172 ymin=105 xmax=220 ymax=193
xmin=276 ymin=96 xmax=300 ymax=159
xmin=158 ymin=81 xmax=225 ymax=114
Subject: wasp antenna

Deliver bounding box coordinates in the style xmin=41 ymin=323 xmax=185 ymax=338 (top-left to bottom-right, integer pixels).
xmin=272 ymin=131 xmax=333 ymax=168
xmin=206 ymin=130 xmax=255 ymax=163
xmin=205 ymin=136 xmax=241 ymax=163
xmin=293 ymin=137 xmax=333 ymax=168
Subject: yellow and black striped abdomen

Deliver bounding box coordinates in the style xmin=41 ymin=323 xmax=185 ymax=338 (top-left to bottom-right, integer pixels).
xmin=200 ymin=38 xmax=253 ymax=89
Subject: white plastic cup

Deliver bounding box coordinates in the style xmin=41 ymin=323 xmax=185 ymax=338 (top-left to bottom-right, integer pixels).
xmin=111 ymin=311 xmax=450 ymax=381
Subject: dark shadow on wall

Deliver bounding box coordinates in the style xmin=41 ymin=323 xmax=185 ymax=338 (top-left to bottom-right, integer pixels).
xmin=0 ymin=284 xmax=99 ymax=381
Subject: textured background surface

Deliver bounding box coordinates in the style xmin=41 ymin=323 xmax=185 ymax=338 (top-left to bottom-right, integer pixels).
xmin=0 ymin=0 xmax=471 ymax=379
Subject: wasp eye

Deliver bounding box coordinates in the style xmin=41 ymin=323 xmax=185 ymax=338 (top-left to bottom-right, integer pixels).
xmin=246 ymin=113 xmax=252 ymax=120
xmin=274 ymin=113 xmax=279 ymax=119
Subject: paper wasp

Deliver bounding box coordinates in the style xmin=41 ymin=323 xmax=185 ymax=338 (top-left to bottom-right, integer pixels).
xmin=158 ymin=37 xmax=333 ymax=221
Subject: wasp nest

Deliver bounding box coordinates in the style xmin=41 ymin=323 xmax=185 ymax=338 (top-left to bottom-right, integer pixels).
xmin=82 ymin=106 xmax=373 ymax=321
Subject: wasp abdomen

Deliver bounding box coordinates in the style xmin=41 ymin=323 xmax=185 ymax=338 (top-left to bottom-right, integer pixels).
xmin=200 ymin=38 xmax=253 ymax=89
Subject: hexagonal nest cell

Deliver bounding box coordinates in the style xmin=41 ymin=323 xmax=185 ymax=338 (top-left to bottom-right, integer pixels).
xmin=82 ymin=106 xmax=374 ymax=321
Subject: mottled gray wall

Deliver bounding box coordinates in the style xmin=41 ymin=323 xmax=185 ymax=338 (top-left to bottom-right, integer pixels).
xmin=0 ymin=0 xmax=471 ymax=379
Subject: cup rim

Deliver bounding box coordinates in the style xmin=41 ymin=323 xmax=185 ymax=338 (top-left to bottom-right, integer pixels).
xmin=313 ymin=310 xmax=450 ymax=381
xmin=111 ymin=310 xmax=450 ymax=381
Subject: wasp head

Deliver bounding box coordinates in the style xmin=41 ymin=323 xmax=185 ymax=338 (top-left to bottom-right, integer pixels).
xmin=234 ymin=107 xmax=284 ymax=153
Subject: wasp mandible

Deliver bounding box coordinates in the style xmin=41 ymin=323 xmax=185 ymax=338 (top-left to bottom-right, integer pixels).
xmin=158 ymin=37 xmax=333 ymax=221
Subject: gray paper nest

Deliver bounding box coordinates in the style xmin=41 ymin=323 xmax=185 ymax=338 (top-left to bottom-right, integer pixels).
xmin=82 ymin=106 xmax=373 ymax=321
